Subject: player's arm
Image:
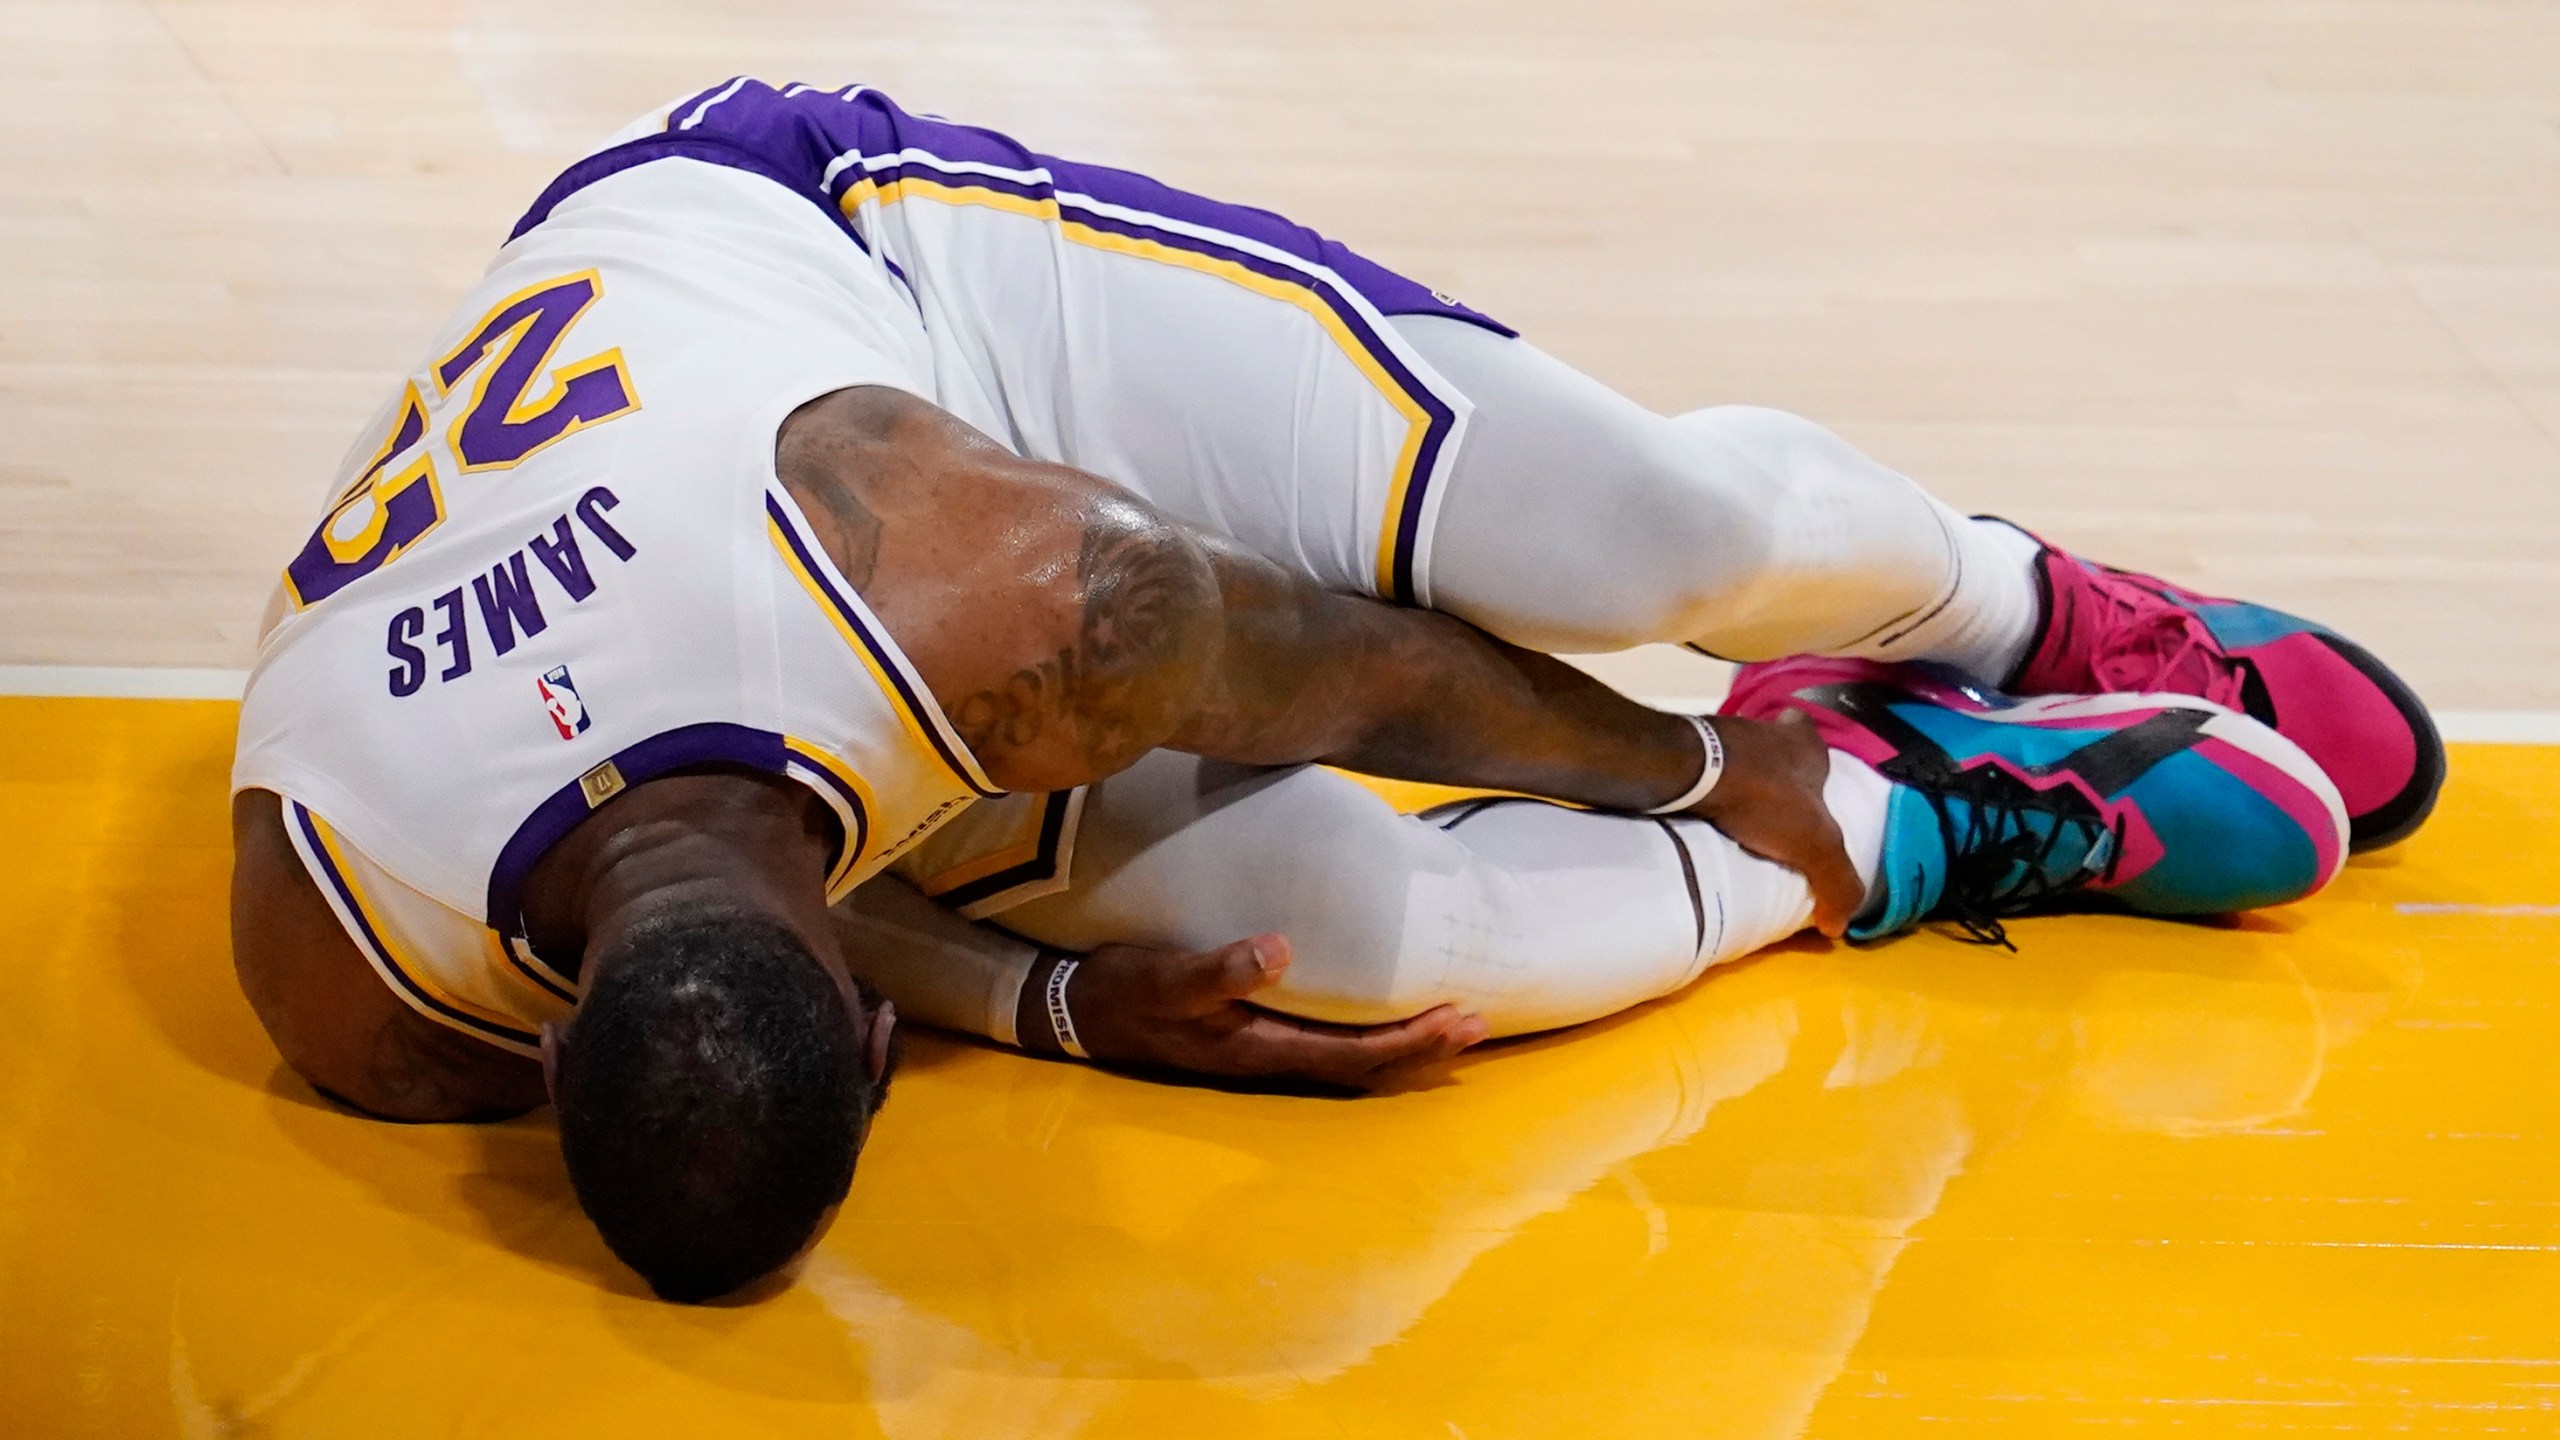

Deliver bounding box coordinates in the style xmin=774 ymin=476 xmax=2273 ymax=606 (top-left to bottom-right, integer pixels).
xmin=939 ymin=495 xmax=1859 ymax=933
xmin=1178 ymin=534 xmax=1724 ymax=796
xmin=777 ymin=385 xmax=1859 ymax=933
xmin=833 ymin=877 xmax=1482 ymax=1089
xmin=230 ymin=791 xmax=546 ymax=1123
xmin=1164 ymin=527 xmax=1861 ymax=936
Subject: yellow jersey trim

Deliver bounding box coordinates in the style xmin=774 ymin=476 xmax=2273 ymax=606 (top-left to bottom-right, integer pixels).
xmin=294 ymin=805 xmax=541 ymax=1052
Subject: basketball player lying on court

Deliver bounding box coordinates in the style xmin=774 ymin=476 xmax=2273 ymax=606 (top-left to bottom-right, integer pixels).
xmin=227 ymin=80 xmax=2444 ymax=1302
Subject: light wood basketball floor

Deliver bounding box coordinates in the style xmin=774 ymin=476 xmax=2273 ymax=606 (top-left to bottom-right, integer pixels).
xmin=6 ymin=1 xmax=2560 ymax=1435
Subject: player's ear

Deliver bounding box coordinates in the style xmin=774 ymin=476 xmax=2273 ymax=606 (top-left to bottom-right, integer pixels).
xmin=540 ymin=1021 xmax=565 ymax=1103
xmin=866 ymin=1000 xmax=897 ymax=1084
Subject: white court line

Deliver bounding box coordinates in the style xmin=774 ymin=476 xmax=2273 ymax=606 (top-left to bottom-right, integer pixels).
xmin=1 ymin=665 xmax=2558 ymax=744
xmin=0 ymin=665 xmax=248 ymax=700
xmin=2431 ymin=710 xmax=2560 ymax=745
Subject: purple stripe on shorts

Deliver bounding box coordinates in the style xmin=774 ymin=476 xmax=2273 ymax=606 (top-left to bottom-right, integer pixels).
xmin=850 ymin=158 xmax=1053 ymax=208
xmin=1032 ymin=153 xmax=1511 ymax=338
xmin=835 ymin=90 xmax=1512 ymax=336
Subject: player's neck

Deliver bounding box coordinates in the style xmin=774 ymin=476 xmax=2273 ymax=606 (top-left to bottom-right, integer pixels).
xmin=518 ymin=771 xmax=836 ymax=970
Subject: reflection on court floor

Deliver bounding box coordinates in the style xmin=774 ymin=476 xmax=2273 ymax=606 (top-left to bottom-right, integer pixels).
xmin=3 ymin=697 xmax=2554 ymax=1437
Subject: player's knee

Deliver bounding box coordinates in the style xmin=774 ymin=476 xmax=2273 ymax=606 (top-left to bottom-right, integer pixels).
xmin=1672 ymin=404 xmax=1921 ymax=527
xmin=1659 ymin=404 xmax=1937 ymax=632
xmin=1548 ymin=415 xmax=1787 ymax=641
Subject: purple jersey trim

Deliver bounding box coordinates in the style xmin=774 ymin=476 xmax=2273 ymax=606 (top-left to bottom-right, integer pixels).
xmin=930 ymin=789 xmax=1078 ymax=912
xmin=483 ymin=720 xmax=796 ymax=933
xmin=788 ymin=744 xmax=875 ymax=873
xmin=500 ymin=932 xmax=579 ymax=1004
xmin=511 ymin=130 xmax=872 ymax=249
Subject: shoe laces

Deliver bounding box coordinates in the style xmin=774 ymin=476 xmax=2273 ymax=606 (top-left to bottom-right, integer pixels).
xmin=1914 ymin=760 xmax=2121 ymax=950
xmin=2078 ymin=569 xmax=2249 ymax=709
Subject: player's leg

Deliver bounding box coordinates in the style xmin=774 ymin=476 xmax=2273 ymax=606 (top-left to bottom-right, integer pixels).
xmin=905 ymin=175 xmax=2042 ymax=674
xmin=630 ymin=82 xmax=2435 ymax=846
xmin=751 ymin=82 xmax=2031 ymax=674
xmin=1388 ymin=313 xmax=2044 ymax=670
xmin=1393 ymin=314 xmax=2444 ymax=848
xmin=985 ymin=749 xmax=1891 ymax=1036
xmin=964 ymin=659 xmax=2346 ymax=1033
xmin=592 ymin=81 xmax=2024 ymax=669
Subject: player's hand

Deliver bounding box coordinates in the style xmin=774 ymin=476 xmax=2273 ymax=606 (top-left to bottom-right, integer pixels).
xmin=1686 ymin=711 xmax=1866 ymax=939
xmin=1054 ymin=934 xmax=1489 ymax=1090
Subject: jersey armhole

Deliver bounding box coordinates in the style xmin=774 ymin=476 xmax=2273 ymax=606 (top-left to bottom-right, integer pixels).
xmin=276 ymin=795 xmax=548 ymax=1058
xmin=894 ymin=788 xmax=1086 ymax=919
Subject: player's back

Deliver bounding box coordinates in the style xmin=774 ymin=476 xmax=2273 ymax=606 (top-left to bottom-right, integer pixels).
xmin=232 ymin=156 xmax=998 ymax=1052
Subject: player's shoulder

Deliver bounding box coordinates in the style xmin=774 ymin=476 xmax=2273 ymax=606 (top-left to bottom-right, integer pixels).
xmin=775 ymin=385 xmax=1219 ymax=792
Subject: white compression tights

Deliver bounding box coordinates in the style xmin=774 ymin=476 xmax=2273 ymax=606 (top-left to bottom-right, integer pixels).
xmin=986 ymin=749 xmax=1891 ymax=1038
xmin=1393 ymin=315 xmax=2040 ymax=676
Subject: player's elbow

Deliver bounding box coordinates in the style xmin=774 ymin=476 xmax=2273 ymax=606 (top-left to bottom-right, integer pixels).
xmin=231 ymin=935 xmax=524 ymax=1124
xmin=234 ymin=961 xmax=532 ymax=1124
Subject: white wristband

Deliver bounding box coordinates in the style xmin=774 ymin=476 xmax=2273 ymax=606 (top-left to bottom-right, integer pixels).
xmin=1044 ymin=956 xmax=1090 ymax=1060
xmin=1647 ymin=713 xmax=1726 ymax=814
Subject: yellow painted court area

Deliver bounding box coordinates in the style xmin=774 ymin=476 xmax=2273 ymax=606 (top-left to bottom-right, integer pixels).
xmin=4 ymin=694 xmax=2559 ymax=1437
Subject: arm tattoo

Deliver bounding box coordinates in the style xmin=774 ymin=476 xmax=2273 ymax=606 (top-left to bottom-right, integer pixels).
xmin=951 ymin=509 xmax=1215 ymax=771
xmin=797 ymin=471 xmax=884 ymax=589
xmin=774 ymin=390 xmax=898 ymax=588
xmin=329 ymin=1011 xmax=537 ymax=1123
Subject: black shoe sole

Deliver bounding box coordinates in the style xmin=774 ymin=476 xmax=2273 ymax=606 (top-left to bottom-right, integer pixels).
xmin=2314 ymin=630 xmax=2446 ymax=852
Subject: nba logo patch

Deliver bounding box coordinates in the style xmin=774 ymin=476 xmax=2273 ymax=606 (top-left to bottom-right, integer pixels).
xmin=537 ymin=665 xmax=592 ymax=739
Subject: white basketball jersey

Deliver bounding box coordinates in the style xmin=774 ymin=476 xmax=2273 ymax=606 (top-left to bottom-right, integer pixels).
xmin=232 ymin=158 xmax=998 ymax=1055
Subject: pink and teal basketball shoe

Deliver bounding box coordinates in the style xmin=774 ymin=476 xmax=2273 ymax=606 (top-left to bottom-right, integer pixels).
xmin=1723 ymin=657 xmax=2349 ymax=945
xmin=1986 ymin=520 xmax=2443 ymax=851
